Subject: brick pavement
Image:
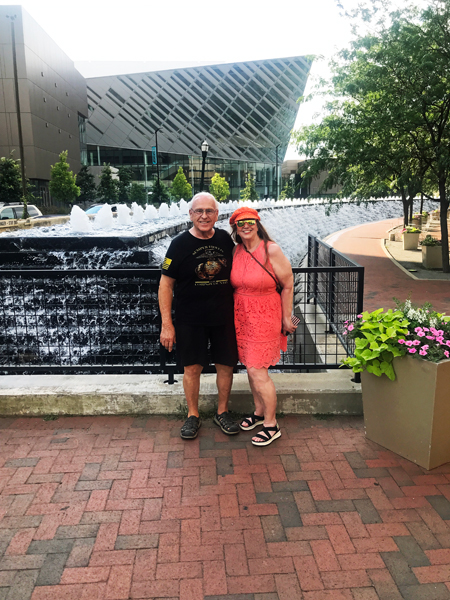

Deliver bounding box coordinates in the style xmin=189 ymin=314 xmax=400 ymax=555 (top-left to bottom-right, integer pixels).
xmin=0 ymin=414 xmax=449 ymax=599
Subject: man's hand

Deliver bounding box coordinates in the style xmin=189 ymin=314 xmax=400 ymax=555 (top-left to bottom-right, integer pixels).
xmin=160 ymin=323 xmax=176 ymax=353
xmin=158 ymin=274 xmax=176 ymax=352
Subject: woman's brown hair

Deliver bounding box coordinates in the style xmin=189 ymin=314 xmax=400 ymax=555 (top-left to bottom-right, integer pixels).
xmin=231 ymin=220 xmax=275 ymax=265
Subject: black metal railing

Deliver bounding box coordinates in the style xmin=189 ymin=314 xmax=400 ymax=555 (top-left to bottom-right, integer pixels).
xmin=0 ymin=236 xmax=364 ymax=376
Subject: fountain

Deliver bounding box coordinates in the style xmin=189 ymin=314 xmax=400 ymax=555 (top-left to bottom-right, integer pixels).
xmin=0 ymin=197 xmax=438 ymax=270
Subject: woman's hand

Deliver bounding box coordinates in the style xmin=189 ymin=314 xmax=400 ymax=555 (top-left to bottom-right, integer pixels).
xmin=282 ymin=315 xmax=298 ymax=336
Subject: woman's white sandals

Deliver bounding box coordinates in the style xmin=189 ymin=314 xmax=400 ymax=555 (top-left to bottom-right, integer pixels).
xmin=251 ymin=424 xmax=281 ymax=446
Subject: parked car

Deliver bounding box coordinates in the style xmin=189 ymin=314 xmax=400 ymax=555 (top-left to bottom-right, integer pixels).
xmin=85 ymin=204 xmax=118 ymax=215
xmin=0 ymin=203 xmax=43 ymax=220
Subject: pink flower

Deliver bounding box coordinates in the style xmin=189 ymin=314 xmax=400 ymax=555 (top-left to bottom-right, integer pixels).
xmin=417 ymin=331 xmax=425 ymax=337
xmin=437 ymin=330 xmax=444 ymax=336
xmin=408 ymin=348 xmax=417 ymax=353
xmin=414 ymin=327 xmax=422 ymax=333
xmin=419 ymin=349 xmax=427 ymax=356
xmin=437 ymin=337 xmax=444 ymax=344
xmin=423 ymin=327 xmax=429 ymax=331
xmin=348 ymin=324 xmax=354 ymax=331
xmin=357 ymin=314 xmax=362 ymax=318
xmin=422 ymin=345 xmax=429 ymax=350
xmin=426 ymin=336 xmax=434 ymax=340
xmin=343 ymin=330 xmax=347 ymax=335
xmin=405 ymin=340 xmax=414 ymax=347
xmin=446 ymin=341 xmax=450 ymax=347
xmin=412 ymin=340 xmax=421 ymax=346
xmin=398 ymin=339 xmax=405 ymax=344
xmin=445 ymin=351 xmax=450 ymax=358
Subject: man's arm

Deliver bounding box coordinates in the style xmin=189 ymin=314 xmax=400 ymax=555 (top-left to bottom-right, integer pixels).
xmin=158 ymin=274 xmax=176 ymax=352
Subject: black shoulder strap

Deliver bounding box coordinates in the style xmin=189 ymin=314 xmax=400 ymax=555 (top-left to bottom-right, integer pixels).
xmin=242 ymin=244 xmax=281 ymax=292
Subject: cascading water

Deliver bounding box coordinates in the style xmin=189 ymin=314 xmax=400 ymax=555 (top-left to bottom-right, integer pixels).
xmin=0 ymin=196 xmax=437 ymax=370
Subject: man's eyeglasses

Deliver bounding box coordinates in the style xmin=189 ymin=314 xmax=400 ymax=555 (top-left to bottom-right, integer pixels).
xmin=236 ymin=219 xmax=256 ymax=227
xmin=191 ymin=208 xmax=217 ymax=216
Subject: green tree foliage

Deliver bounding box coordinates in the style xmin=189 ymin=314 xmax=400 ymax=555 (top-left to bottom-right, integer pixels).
xmin=97 ymin=164 xmax=119 ymax=204
xmin=279 ymin=179 xmax=297 ymax=200
xmin=0 ymin=154 xmax=22 ymax=204
xmin=171 ymin=167 xmax=192 ymax=201
xmin=240 ymin=174 xmax=259 ymax=201
xmin=292 ymin=0 xmax=450 ymax=272
xmin=76 ymin=165 xmax=97 ymax=204
xmin=117 ymin=166 xmax=133 ymax=203
xmin=49 ymin=150 xmax=80 ymax=205
xmin=209 ymin=173 xmax=230 ymax=202
xmin=151 ymin=178 xmax=170 ymax=206
xmin=130 ymin=182 xmax=147 ymax=206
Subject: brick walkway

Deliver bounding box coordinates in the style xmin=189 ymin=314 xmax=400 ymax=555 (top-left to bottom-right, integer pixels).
xmin=0 ymin=415 xmax=449 ymax=599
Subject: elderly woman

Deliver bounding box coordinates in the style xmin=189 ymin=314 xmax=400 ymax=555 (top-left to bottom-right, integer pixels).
xmin=229 ymin=207 xmax=297 ymax=446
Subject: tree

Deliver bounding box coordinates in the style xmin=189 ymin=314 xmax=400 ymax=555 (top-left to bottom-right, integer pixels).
xmin=49 ymin=150 xmax=80 ymax=205
xmin=117 ymin=166 xmax=133 ymax=203
xmin=0 ymin=154 xmax=22 ymax=204
xmin=151 ymin=178 xmax=170 ymax=206
xmin=240 ymin=174 xmax=259 ymax=201
xmin=97 ymin=164 xmax=119 ymax=204
xmin=293 ymin=0 xmax=450 ymax=272
xmin=129 ymin=182 xmax=147 ymax=206
xmin=171 ymin=167 xmax=192 ymax=201
xmin=209 ymin=173 xmax=230 ymax=202
xmin=279 ymin=179 xmax=297 ymax=200
xmin=76 ymin=165 xmax=97 ymax=204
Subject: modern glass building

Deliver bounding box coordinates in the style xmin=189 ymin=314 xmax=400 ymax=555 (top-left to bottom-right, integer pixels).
xmin=85 ymin=57 xmax=312 ymax=199
xmin=1 ymin=6 xmax=312 ymax=202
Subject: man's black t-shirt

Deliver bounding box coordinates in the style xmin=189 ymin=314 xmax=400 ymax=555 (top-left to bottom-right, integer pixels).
xmin=161 ymin=228 xmax=235 ymax=326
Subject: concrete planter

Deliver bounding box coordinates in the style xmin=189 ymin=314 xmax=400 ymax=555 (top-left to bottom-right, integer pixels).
xmin=422 ymin=245 xmax=443 ymax=269
xmin=402 ymin=232 xmax=420 ymax=250
xmin=361 ymin=356 xmax=450 ymax=470
xmin=411 ymin=218 xmax=422 ymax=229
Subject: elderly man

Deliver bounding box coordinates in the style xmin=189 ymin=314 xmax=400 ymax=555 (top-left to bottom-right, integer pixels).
xmin=158 ymin=192 xmax=239 ymax=439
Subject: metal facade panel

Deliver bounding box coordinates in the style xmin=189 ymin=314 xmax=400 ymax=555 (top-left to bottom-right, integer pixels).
xmin=86 ymin=57 xmax=311 ymax=163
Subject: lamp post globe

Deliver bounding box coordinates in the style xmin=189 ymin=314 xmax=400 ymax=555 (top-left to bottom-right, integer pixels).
xmin=199 ymin=140 xmax=209 ymax=192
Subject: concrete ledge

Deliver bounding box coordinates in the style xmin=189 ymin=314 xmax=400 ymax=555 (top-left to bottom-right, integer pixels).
xmin=0 ymin=371 xmax=361 ymax=417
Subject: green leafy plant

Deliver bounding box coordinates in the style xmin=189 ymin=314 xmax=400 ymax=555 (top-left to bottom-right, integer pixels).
xmin=209 ymin=173 xmax=229 ymax=202
xmin=420 ymin=235 xmax=441 ymax=247
xmin=171 ymin=167 xmax=192 ymax=202
xmin=240 ymin=174 xmax=259 ymax=201
xmin=341 ymin=308 xmax=409 ymax=380
xmin=49 ymin=151 xmax=80 ymax=205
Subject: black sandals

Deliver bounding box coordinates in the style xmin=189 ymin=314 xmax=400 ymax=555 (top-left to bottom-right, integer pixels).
xmin=180 ymin=415 xmax=201 ymax=439
xmin=239 ymin=413 xmax=265 ymax=431
xmin=251 ymin=423 xmax=281 ymax=446
xmin=213 ymin=411 xmax=240 ymax=435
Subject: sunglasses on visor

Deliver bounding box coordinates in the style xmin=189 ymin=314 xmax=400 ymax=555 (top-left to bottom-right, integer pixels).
xmin=236 ymin=219 xmax=257 ymax=227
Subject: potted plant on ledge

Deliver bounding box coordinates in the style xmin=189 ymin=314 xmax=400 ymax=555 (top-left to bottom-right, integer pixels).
xmin=342 ymin=300 xmax=450 ymax=469
xmin=402 ymin=226 xmax=421 ymax=250
xmin=420 ymin=235 xmax=442 ymax=269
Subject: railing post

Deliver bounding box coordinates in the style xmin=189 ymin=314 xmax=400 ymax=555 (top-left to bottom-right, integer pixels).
xmin=312 ymin=237 xmax=318 ymax=305
xmin=328 ymin=248 xmax=335 ymax=333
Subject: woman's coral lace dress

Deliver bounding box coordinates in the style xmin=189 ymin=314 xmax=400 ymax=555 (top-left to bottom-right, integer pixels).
xmin=230 ymin=241 xmax=287 ymax=368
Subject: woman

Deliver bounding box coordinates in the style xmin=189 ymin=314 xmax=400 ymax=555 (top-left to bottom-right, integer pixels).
xmin=229 ymin=207 xmax=297 ymax=446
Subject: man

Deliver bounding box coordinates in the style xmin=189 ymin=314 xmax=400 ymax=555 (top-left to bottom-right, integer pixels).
xmin=158 ymin=192 xmax=239 ymax=439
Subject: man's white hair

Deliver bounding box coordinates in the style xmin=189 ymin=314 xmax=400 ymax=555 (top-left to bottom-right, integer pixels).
xmin=189 ymin=192 xmax=219 ymax=210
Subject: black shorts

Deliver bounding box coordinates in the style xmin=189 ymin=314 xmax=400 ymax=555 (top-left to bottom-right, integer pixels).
xmin=175 ymin=322 xmax=238 ymax=368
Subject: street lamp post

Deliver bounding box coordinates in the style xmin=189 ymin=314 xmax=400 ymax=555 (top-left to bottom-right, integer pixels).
xmin=6 ymin=13 xmax=27 ymax=200
xmin=154 ymin=128 xmax=161 ymax=204
xmin=275 ymin=144 xmax=280 ymax=200
xmin=199 ymin=140 xmax=209 ymax=192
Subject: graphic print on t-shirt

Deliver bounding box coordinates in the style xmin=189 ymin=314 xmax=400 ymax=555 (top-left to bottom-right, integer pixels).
xmin=193 ymin=246 xmax=228 ymax=284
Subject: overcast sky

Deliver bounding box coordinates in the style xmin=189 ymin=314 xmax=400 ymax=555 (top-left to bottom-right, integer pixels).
xmin=1 ymin=0 xmax=382 ymax=159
